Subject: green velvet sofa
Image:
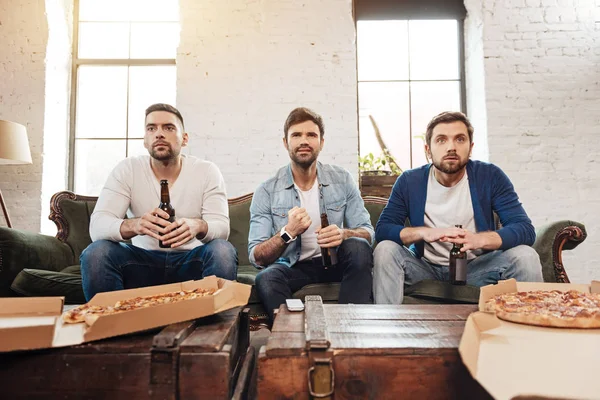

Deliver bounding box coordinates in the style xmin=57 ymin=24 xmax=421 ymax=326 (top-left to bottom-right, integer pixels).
xmin=0 ymin=191 xmax=587 ymax=329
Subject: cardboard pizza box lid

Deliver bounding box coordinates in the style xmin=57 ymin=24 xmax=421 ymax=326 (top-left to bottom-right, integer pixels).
xmin=0 ymin=277 xmax=251 ymax=352
xmin=0 ymin=297 xmax=64 ymax=352
xmin=461 ymin=279 xmax=600 ymax=400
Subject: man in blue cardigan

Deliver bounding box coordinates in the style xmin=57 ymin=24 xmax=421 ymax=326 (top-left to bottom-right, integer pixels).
xmin=373 ymin=111 xmax=543 ymax=304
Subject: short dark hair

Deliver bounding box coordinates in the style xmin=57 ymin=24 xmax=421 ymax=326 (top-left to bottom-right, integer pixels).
xmin=145 ymin=103 xmax=185 ymax=130
xmin=283 ymin=107 xmax=325 ymax=139
xmin=425 ymin=111 xmax=474 ymax=147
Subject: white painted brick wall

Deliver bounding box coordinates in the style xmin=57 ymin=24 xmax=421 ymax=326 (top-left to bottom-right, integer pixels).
xmin=177 ymin=0 xmax=359 ymax=197
xmin=0 ymin=0 xmax=47 ymax=232
xmin=466 ymin=0 xmax=600 ymax=283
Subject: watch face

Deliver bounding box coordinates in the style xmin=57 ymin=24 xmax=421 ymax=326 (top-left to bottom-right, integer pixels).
xmin=281 ymin=231 xmax=292 ymax=243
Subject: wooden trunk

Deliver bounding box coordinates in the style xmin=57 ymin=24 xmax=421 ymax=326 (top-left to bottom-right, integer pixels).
xmin=257 ymin=298 xmax=491 ymax=400
xmin=0 ymin=307 xmax=253 ymax=400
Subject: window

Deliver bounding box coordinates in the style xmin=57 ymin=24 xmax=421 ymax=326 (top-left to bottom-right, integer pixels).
xmin=70 ymin=0 xmax=179 ymax=195
xmin=356 ymin=1 xmax=466 ymax=172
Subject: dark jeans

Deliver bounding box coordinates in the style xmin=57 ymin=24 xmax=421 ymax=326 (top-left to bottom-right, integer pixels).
xmin=80 ymin=239 xmax=238 ymax=301
xmin=254 ymin=237 xmax=374 ymax=321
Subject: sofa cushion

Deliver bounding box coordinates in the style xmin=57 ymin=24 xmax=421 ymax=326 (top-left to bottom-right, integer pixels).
xmin=58 ymin=197 xmax=97 ymax=260
xmin=229 ymin=200 xmax=252 ymax=267
xmin=289 ymin=279 xmax=479 ymax=305
xmin=404 ymin=279 xmax=479 ymax=304
xmin=293 ymin=283 xmax=341 ymax=302
xmin=237 ymin=264 xmax=258 ymax=286
xmin=11 ymin=268 xmax=86 ymax=304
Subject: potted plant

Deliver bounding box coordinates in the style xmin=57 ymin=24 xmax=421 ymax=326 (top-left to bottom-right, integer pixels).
xmin=358 ymin=152 xmax=401 ymax=197
xmin=358 ymin=116 xmax=402 ymax=197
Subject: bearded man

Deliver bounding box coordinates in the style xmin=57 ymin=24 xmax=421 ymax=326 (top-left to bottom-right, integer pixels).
xmin=248 ymin=107 xmax=374 ymax=322
xmin=373 ymin=111 xmax=542 ymax=305
xmin=80 ymin=103 xmax=237 ymax=300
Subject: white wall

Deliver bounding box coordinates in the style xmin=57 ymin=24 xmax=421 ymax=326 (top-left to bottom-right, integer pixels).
xmin=468 ymin=0 xmax=600 ymax=283
xmin=0 ymin=0 xmax=48 ymax=232
xmin=1 ymin=0 xmax=599 ymax=282
xmin=177 ymin=0 xmax=359 ymax=196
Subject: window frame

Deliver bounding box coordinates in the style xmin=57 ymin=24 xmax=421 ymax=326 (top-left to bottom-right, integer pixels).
xmin=354 ymin=0 xmax=467 ymax=170
xmin=68 ymin=0 xmax=177 ymax=191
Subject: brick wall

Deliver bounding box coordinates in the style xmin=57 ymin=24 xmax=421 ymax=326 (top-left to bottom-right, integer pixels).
xmin=0 ymin=0 xmax=48 ymax=232
xmin=177 ymin=0 xmax=359 ymax=195
xmin=465 ymin=0 xmax=600 ymax=283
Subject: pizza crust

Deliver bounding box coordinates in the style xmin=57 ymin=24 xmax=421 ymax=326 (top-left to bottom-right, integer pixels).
xmin=486 ymin=290 xmax=600 ymax=329
xmin=496 ymin=308 xmax=600 ymax=329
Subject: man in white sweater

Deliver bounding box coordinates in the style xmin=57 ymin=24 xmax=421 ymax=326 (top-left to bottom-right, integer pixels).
xmin=80 ymin=103 xmax=237 ymax=301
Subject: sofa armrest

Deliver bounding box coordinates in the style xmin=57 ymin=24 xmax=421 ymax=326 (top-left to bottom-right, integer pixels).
xmin=0 ymin=228 xmax=74 ymax=297
xmin=532 ymin=220 xmax=586 ymax=283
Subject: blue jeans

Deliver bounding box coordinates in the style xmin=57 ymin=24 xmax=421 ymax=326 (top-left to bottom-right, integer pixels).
xmin=373 ymin=241 xmax=543 ymax=304
xmin=80 ymin=239 xmax=238 ymax=301
xmin=254 ymin=237 xmax=374 ymax=321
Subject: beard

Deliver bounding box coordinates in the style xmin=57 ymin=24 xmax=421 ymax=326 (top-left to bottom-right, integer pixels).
xmin=289 ymin=146 xmax=319 ymax=169
xmin=150 ymin=144 xmax=177 ymax=161
xmin=432 ymin=155 xmax=468 ymax=174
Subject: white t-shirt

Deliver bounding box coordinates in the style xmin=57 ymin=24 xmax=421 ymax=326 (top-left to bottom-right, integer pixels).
xmin=423 ymin=168 xmax=481 ymax=265
xmin=295 ymin=179 xmax=322 ymax=262
xmin=89 ymin=154 xmax=230 ymax=252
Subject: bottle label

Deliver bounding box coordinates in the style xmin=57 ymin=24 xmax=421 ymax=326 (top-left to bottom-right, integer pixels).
xmin=455 ymin=258 xmax=467 ymax=281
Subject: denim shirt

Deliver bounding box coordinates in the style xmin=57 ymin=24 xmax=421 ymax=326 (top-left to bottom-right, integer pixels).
xmin=248 ymin=162 xmax=374 ymax=269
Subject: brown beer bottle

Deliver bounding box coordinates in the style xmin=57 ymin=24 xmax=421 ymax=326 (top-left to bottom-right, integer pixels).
xmin=320 ymin=212 xmax=338 ymax=268
xmin=449 ymin=224 xmax=467 ymax=285
xmin=158 ymin=180 xmax=175 ymax=248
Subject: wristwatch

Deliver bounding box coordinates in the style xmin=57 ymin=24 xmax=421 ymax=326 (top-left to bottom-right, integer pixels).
xmin=280 ymin=226 xmax=296 ymax=244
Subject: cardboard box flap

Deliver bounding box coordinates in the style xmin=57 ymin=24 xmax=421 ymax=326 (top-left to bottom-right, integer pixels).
xmin=462 ymin=311 xmax=600 ymax=400
xmin=591 ymin=280 xmax=600 ymax=294
xmin=459 ymin=312 xmax=502 ymax=378
xmin=83 ymin=294 xmax=216 ymax=343
xmin=0 ymin=297 xmax=64 ymax=316
xmin=77 ymin=278 xmax=248 ymax=344
xmin=479 ymin=279 xmax=518 ymax=311
xmin=182 ymin=275 xmax=219 ymax=291
xmin=214 ymin=279 xmax=252 ymax=313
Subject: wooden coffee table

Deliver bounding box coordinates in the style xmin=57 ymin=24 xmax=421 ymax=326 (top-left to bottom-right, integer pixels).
xmin=0 ymin=307 xmax=253 ymax=400
xmin=257 ymin=299 xmax=492 ymax=399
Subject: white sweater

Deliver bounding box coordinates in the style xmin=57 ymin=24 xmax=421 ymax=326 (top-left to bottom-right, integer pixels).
xmin=90 ymin=155 xmax=230 ymax=251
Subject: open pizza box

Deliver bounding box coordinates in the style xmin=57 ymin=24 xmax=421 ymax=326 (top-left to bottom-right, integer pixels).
xmin=0 ymin=276 xmax=251 ymax=353
xmin=459 ymin=279 xmax=600 ymax=400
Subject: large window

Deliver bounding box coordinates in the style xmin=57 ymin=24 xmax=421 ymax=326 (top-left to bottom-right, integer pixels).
xmin=70 ymin=0 xmax=179 ymax=195
xmin=356 ymin=1 xmax=466 ymax=172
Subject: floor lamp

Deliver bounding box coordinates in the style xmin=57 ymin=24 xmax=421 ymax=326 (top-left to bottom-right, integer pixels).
xmin=0 ymin=120 xmax=32 ymax=228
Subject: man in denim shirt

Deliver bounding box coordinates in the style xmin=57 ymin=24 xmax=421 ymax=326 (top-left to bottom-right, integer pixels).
xmin=249 ymin=107 xmax=374 ymax=321
xmin=373 ymin=111 xmax=543 ymax=304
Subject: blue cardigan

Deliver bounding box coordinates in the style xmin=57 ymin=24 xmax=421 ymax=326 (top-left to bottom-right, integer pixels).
xmin=375 ymin=160 xmax=536 ymax=258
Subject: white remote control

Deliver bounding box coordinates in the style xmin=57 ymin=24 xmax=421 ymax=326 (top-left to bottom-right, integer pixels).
xmin=286 ymin=298 xmax=304 ymax=312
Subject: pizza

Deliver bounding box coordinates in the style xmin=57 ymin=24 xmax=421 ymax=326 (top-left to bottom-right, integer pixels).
xmin=63 ymin=287 xmax=216 ymax=324
xmin=484 ymin=290 xmax=600 ymax=329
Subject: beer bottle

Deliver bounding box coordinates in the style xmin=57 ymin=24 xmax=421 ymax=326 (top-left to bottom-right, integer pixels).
xmin=320 ymin=212 xmax=338 ymax=268
xmin=158 ymin=180 xmax=175 ymax=248
xmin=449 ymin=224 xmax=467 ymax=285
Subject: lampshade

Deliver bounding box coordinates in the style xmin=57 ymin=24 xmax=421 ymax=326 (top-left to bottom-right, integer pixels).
xmin=0 ymin=120 xmax=32 ymax=165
